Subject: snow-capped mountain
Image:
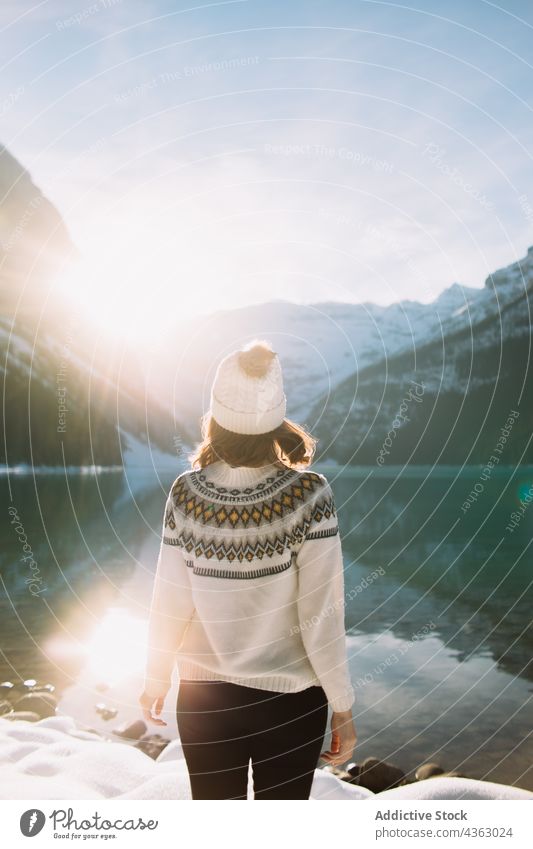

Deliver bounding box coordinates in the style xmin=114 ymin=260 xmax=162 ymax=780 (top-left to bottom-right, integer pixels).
xmin=148 ymin=248 xmax=529 ymax=443
xmin=148 ymin=281 xmax=485 ymax=429
xmin=146 ymin=246 xmax=532 ymax=467
xmin=307 ymin=246 xmax=533 ymax=465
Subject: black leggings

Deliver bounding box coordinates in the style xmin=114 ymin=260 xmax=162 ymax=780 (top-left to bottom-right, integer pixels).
xmin=176 ymin=679 xmax=329 ymax=799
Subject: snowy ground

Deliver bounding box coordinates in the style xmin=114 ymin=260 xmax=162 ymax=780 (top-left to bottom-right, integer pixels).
xmin=1 ymin=716 xmax=531 ymax=801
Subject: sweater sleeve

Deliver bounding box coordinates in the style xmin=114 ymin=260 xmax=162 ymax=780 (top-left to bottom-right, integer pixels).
xmin=143 ymin=487 xmax=196 ymax=700
xmin=295 ymin=478 xmax=355 ymax=713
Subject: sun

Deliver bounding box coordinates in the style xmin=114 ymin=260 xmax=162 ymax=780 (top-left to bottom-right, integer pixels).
xmin=54 ymin=241 xmax=172 ymax=347
xmin=45 ymin=608 xmax=150 ymax=689
xmin=54 ymin=214 xmax=217 ymax=347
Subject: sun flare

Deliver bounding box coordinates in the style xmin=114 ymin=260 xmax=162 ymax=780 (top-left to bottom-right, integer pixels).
xmin=46 ymin=608 xmax=149 ymax=688
xmin=54 ymin=214 xmax=223 ymax=345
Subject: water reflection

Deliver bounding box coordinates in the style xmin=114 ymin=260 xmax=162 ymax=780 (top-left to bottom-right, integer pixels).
xmin=1 ymin=471 xmax=164 ymax=691
xmin=334 ymin=467 xmax=533 ymax=685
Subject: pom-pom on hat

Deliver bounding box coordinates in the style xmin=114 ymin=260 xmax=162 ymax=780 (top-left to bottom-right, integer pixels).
xmin=209 ymin=339 xmax=287 ymax=435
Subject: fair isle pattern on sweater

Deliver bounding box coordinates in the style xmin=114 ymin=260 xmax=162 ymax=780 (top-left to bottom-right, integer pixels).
xmin=164 ymin=465 xmax=338 ymax=579
xmin=144 ymin=460 xmax=356 ymax=710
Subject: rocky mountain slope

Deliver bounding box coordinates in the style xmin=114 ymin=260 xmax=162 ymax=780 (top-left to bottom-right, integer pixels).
xmin=309 ymin=247 xmax=533 ymax=465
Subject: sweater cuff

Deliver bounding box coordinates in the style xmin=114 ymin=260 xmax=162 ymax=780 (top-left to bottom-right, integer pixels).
xmin=328 ymin=688 xmax=355 ymax=712
xmin=143 ymin=676 xmax=171 ymax=700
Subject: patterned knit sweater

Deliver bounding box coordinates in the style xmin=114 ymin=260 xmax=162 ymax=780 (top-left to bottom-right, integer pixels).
xmin=143 ymin=460 xmax=355 ymax=712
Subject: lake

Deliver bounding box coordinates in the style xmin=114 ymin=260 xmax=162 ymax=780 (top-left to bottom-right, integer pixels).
xmin=1 ymin=464 xmax=532 ymax=789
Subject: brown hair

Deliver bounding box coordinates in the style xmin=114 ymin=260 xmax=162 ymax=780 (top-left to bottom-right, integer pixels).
xmin=188 ymin=414 xmax=317 ymax=470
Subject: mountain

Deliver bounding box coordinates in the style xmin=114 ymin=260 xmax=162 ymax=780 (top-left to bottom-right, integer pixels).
xmin=147 ymin=248 xmax=531 ymax=467
xmin=0 ymin=144 xmax=182 ymax=469
xmin=308 ymin=247 xmax=533 ymax=465
xmin=148 ymin=247 xmax=532 ymax=466
xmin=147 ymin=280 xmax=484 ymax=433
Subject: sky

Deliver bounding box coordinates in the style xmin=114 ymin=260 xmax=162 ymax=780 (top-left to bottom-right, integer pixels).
xmin=1 ymin=0 xmax=533 ymax=340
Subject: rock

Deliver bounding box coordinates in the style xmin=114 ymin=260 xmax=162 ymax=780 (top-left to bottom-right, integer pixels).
xmin=329 ymin=767 xmax=354 ymax=783
xmin=5 ymin=681 xmax=31 ymax=699
xmin=20 ymin=679 xmax=55 ymax=695
xmin=354 ymin=757 xmax=405 ymax=793
xmin=0 ymin=682 xmax=15 ymax=697
xmin=3 ymin=711 xmax=41 ymax=722
xmin=13 ymin=692 xmax=57 ymax=718
xmin=320 ymin=764 xmax=340 ymax=775
xmin=415 ymin=762 xmax=445 ymax=781
xmin=0 ymin=700 xmax=14 ymax=716
xmin=6 ymin=679 xmax=54 ymax=700
xmin=113 ymin=719 xmax=147 ymax=740
xmin=32 ymin=683 xmax=55 ymax=694
xmin=24 ymin=680 xmax=56 ymax=694
xmin=100 ymin=709 xmax=118 ymax=721
xmin=134 ymin=733 xmax=170 ymax=760
xmin=95 ymin=703 xmax=118 ymax=721
xmin=334 ymin=763 xmax=360 ymax=784
xmin=440 ymin=770 xmax=468 ymax=779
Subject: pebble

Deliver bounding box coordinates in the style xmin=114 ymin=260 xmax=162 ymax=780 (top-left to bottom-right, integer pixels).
xmin=134 ymin=734 xmax=170 ymax=760
xmin=95 ymin=703 xmax=118 ymax=721
xmin=4 ymin=711 xmax=41 ymax=723
xmin=14 ymin=692 xmax=57 ymax=719
xmin=113 ymin=720 xmax=147 ymax=740
xmin=0 ymin=700 xmax=14 ymax=717
xmin=415 ymin=762 xmax=445 ymax=780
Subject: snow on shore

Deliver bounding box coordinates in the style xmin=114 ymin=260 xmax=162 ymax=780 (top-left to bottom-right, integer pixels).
xmin=1 ymin=716 xmax=531 ymax=801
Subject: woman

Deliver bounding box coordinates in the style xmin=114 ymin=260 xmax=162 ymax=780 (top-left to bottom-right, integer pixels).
xmin=139 ymin=339 xmax=357 ymax=799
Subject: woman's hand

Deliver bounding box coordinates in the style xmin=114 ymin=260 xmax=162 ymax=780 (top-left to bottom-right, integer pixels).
xmin=139 ymin=690 xmax=168 ymax=726
xmin=320 ymin=709 xmax=357 ymax=766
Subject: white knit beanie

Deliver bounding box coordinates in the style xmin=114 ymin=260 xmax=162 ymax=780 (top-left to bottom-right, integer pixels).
xmin=209 ymin=339 xmax=287 ymax=435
